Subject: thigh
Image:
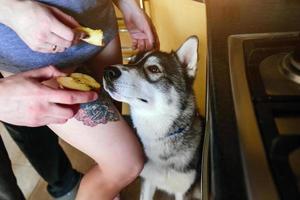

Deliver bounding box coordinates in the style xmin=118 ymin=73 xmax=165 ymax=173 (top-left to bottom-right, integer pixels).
xmin=48 ymin=94 xmax=143 ymax=169
xmin=49 ymin=36 xmax=143 ymax=168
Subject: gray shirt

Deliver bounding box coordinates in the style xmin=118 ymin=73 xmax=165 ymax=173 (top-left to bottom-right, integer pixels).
xmin=0 ymin=0 xmax=118 ymax=73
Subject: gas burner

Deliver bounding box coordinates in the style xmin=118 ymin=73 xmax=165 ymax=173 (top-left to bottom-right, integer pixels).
xmin=280 ymin=53 xmax=300 ymax=84
xmin=259 ymin=53 xmax=300 ymax=96
xmin=229 ymin=32 xmax=300 ymax=200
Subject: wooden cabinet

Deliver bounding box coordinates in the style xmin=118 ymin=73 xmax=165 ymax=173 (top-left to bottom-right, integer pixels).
xmin=148 ymin=0 xmax=207 ymax=116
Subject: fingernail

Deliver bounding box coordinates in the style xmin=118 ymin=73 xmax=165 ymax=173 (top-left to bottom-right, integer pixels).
xmin=80 ymin=32 xmax=88 ymax=39
xmin=92 ymin=92 xmax=98 ymax=100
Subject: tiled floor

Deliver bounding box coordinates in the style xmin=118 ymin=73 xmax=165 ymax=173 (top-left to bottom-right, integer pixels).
xmin=0 ymin=123 xmax=40 ymax=199
xmin=1 ymin=123 xmax=174 ymax=200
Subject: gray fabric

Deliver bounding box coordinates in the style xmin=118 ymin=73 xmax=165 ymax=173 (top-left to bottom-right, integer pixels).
xmin=0 ymin=0 xmax=118 ymax=73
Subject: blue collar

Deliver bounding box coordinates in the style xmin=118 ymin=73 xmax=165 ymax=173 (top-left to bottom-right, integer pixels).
xmin=166 ymin=126 xmax=187 ymax=138
xmin=163 ymin=112 xmax=199 ymax=139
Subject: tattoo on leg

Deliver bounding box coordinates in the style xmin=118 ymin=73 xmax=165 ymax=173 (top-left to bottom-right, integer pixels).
xmin=74 ymin=91 xmax=120 ymax=127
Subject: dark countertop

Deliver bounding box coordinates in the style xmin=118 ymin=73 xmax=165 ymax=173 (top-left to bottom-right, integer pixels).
xmin=206 ymin=0 xmax=300 ymax=199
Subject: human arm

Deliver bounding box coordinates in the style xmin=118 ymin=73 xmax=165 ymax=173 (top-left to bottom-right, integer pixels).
xmin=113 ymin=0 xmax=159 ymax=51
xmin=0 ymin=0 xmax=82 ymax=53
xmin=0 ymin=66 xmax=98 ymax=127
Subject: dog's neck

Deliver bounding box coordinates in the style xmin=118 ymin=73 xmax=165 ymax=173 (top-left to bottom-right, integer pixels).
xmin=130 ymin=94 xmax=197 ymax=141
xmin=131 ymin=108 xmax=179 ymax=140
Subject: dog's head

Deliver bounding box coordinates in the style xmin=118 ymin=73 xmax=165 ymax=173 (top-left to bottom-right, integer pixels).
xmin=103 ymin=36 xmax=199 ymax=113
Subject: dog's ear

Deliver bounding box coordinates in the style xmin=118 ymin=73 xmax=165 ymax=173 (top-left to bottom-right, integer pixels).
xmin=129 ymin=51 xmax=150 ymax=64
xmin=129 ymin=52 xmax=142 ymax=64
xmin=176 ymin=36 xmax=199 ymax=78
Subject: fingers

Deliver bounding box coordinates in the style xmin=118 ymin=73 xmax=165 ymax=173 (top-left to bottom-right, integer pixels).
xmin=132 ymin=38 xmax=152 ymax=52
xmin=47 ymin=88 xmax=98 ymax=105
xmin=50 ymin=15 xmax=75 ymax=42
xmin=35 ymin=33 xmax=72 ymax=53
xmin=47 ymin=33 xmax=72 ymax=49
xmin=132 ymin=39 xmax=138 ymax=50
xmin=129 ymin=28 xmax=157 ymax=51
xmin=35 ymin=6 xmax=77 ymax=53
xmin=143 ymin=22 xmax=159 ymax=51
xmin=154 ymin=36 xmax=160 ymax=50
xmin=127 ymin=10 xmax=158 ymax=52
xmin=143 ymin=13 xmax=159 ymax=50
xmin=28 ymin=112 xmax=72 ymax=126
xmin=34 ymin=116 xmax=69 ymax=126
xmin=24 ymin=101 xmax=79 ymax=127
xmin=48 ymin=7 xmax=86 ymax=49
xmin=144 ymin=39 xmax=152 ymax=51
xmin=47 ymin=103 xmax=76 ymax=119
xmin=30 ymin=25 xmax=74 ymax=54
xmin=72 ymin=31 xmax=87 ymax=45
xmin=137 ymin=39 xmax=145 ymax=52
xmin=28 ymin=117 xmax=68 ymax=127
xmin=41 ymin=7 xmax=79 ymax=53
xmin=21 ymin=66 xmax=66 ymax=81
xmin=151 ymin=23 xmax=160 ymax=50
xmin=50 ymin=6 xmax=80 ymax=29
xmin=40 ymin=104 xmax=78 ymax=125
xmin=34 ymin=42 xmax=66 ymax=53
xmin=144 ymin=23 xmax=154 ymax=48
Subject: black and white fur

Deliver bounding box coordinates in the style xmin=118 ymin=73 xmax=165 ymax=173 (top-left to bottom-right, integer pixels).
xmin=103 ymin=36 xmax=204 ymax=200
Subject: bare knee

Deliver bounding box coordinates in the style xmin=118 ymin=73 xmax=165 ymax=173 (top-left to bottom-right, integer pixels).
xmin=103 ymin=153 xmax=145 ymax=187
xmin=123 ymin=155 xmax=145 ymax=183
xmin=78 ymin=156 xmax=144 ymax=192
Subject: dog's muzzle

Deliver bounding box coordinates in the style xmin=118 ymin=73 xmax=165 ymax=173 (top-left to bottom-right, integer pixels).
xmin=103 ymin=66 xmax=122 ymax=92
xmin=104 ymin=66 xmax=121 ymax=81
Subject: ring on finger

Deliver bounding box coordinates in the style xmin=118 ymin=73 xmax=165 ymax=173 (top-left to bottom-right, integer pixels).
xmin=52 ymin=44 xmax=57 ymax=51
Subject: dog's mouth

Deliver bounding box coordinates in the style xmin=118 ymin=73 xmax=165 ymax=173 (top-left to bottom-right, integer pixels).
xmin=103 ymin=77 xmax=150 ymax=104
xmin=137 ymin=98 xmax=148 ymax=103
xmin=103 ymin=79 xmax=149 ymax=104
xmin=103 ymin=76 xmax=116 ymax=92
xmin=106 ymin=82 xmax=116 ymax=93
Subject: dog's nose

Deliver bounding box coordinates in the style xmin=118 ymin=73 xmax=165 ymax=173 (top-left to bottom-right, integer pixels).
xmin=104 ymin=66 xmax=121 ymax=80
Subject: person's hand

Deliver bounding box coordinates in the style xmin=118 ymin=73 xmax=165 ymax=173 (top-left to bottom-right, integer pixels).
xmin=116 ymin=0 xmax=159 ymax=51
xmin=0 ymin=66 xmax=98 ymax=127
xmin=3 ymin=0 xmax=81 ymax=53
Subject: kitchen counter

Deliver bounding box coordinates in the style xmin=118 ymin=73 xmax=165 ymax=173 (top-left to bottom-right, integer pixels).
xmin=206 ymin=0 xmax=300 ymax=199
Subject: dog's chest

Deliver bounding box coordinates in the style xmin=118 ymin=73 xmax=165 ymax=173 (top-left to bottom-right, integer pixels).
xmin=131 ymin=113 xmax=194 ymax=167
xmin=132 ymin=113 xmax=172 ymax=142
xmin=132 ymin=114 xmax=175 ymax=159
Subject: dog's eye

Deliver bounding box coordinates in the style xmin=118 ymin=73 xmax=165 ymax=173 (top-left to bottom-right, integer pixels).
xmin=147 ymin=65 xmax=161 ymax=73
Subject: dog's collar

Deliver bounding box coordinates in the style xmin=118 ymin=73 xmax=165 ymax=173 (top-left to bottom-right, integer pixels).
xmin=167 ymin=127 xmax=186 ymax=136
xmin=165 ymin=112 xmax=199 ymax=137
xmin=166 ymin=126 xmax=188 ymax=139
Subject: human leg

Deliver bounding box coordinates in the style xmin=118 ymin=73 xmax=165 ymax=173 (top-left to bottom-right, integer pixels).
xmin=48 ymin=35 xmax=144 ymax=200
xmin=49 ymin=100 xmax=144 ymax=200
xmin=0 ymin=135 xmax=25 ymax=200
xmin=3 ymin=123 xmax=81 ymax=198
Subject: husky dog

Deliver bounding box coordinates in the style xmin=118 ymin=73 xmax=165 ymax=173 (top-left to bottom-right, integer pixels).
xmin=103 ymin=36 xmax=204 ymax=200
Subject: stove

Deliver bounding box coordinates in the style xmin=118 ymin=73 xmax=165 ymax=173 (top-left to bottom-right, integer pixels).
xmin=229 ymin=32 xmax=300 ymax=200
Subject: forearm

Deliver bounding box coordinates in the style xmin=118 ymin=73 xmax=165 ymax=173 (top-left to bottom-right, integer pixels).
xmin=112 ymin=0 xmax=141 ymax=14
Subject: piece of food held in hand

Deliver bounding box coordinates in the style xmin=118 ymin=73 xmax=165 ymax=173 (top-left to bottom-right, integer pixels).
xmin=74 ymin=26 xmax=103 ymax=46
xmin=56 ymin=73 xmax=101 ymax=91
